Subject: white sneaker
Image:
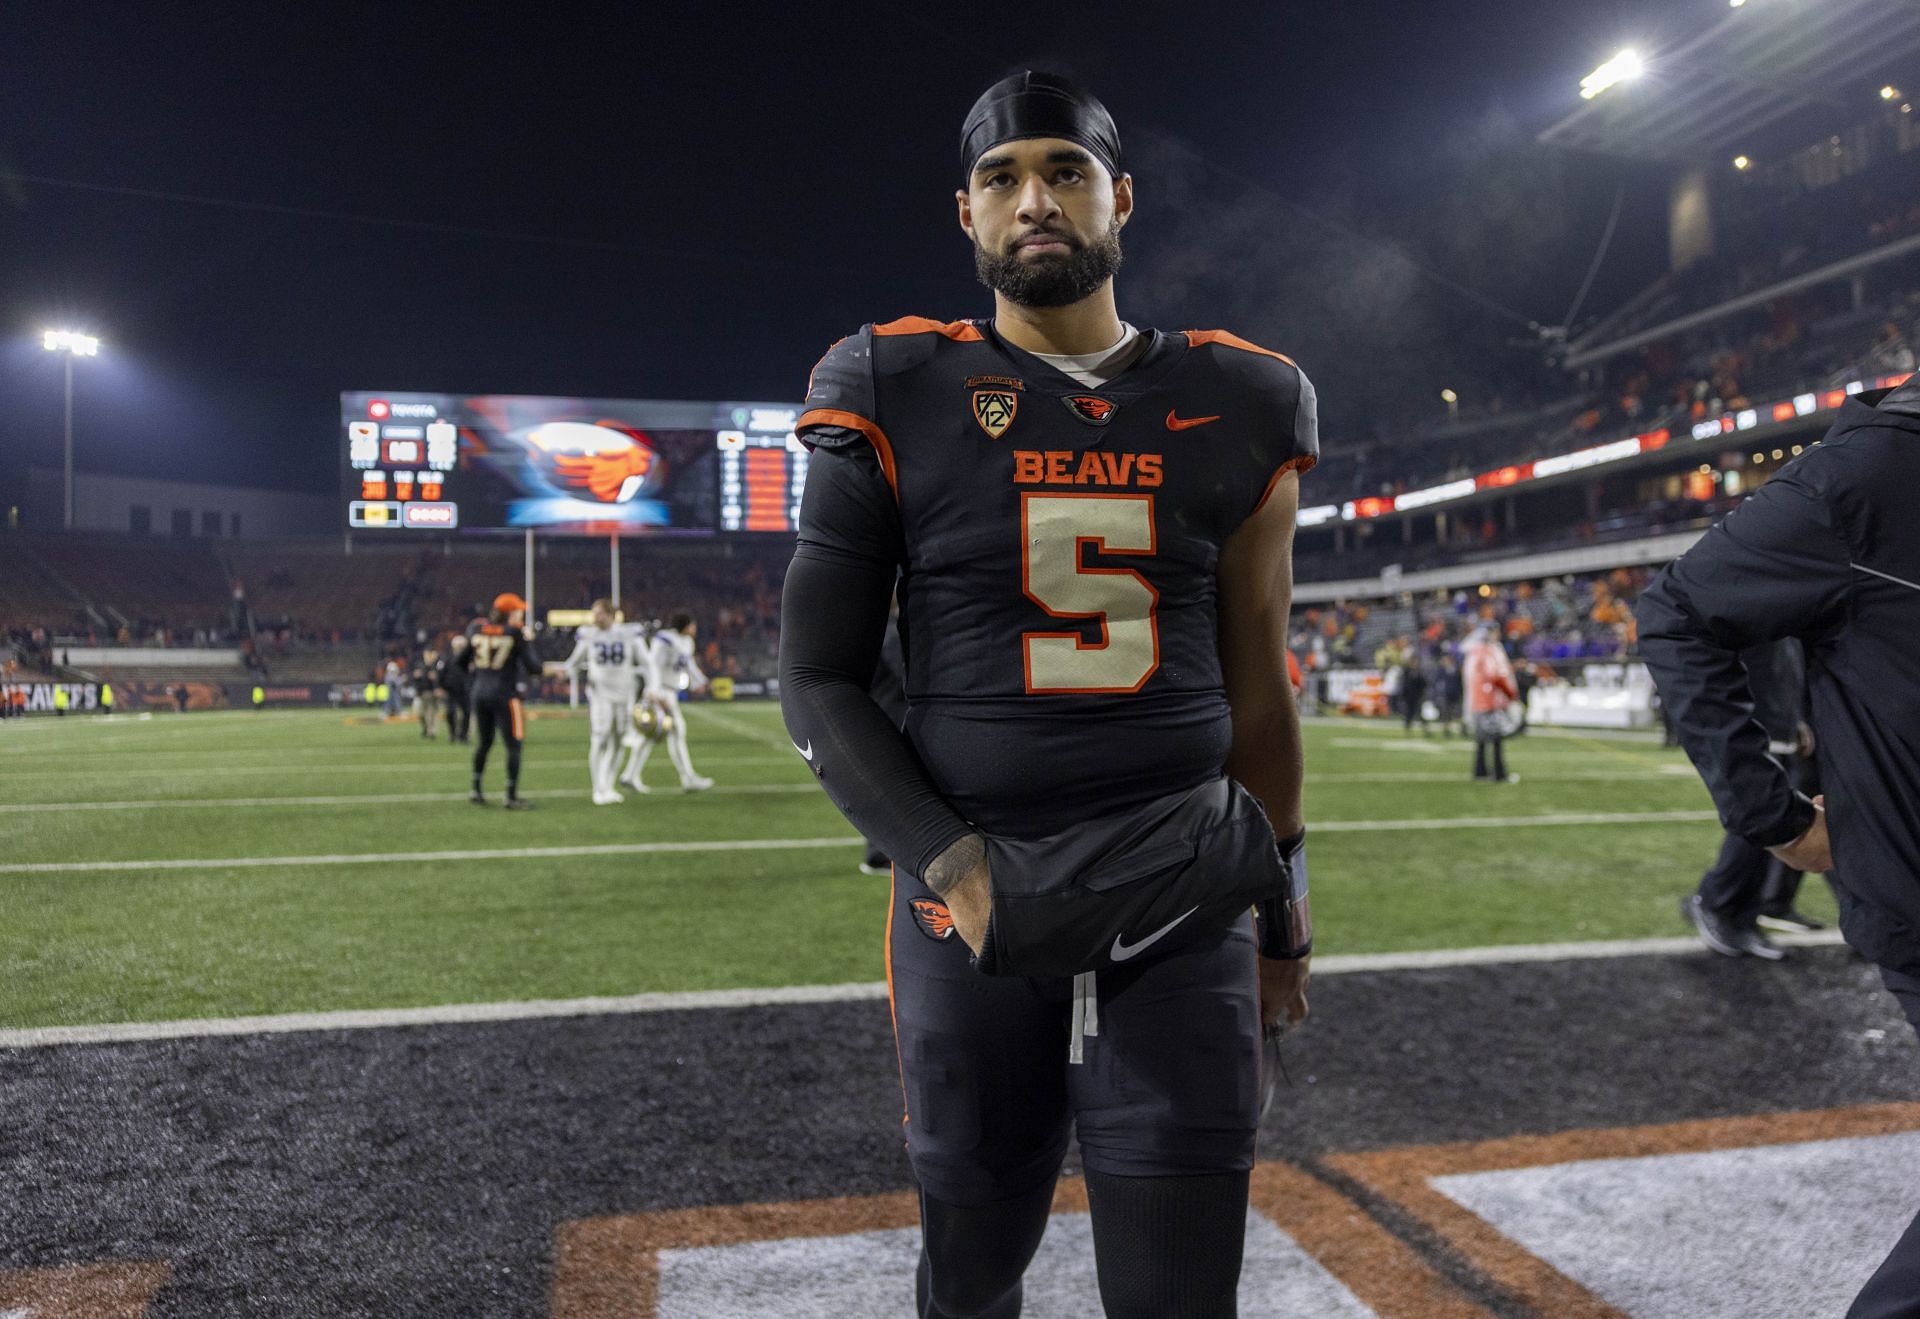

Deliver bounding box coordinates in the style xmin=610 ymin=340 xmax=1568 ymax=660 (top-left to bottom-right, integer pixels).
xmin=592 ymin=790 xmax=625 ymax=806
xmin=622 ymin=776 xmax=650 ymax=794
xmin=683 ymin=775 xmax=715 ymax=793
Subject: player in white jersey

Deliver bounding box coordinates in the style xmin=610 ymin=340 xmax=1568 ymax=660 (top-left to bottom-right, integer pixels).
xmin=561 ymin=599 xmax=648 ymax=804
xmin=621 ymin=609 xmax=713 ymax=792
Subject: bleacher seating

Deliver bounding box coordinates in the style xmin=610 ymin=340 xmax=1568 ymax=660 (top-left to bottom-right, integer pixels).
xmin=0 ymin=534 xmax=87 ymax=632
xmin=27 ymin=534 xmax=231 ymax=637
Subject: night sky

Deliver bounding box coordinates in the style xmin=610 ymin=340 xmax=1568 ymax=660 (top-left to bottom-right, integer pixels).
xmin=0 ymin=0 xmax=1728 ymax=502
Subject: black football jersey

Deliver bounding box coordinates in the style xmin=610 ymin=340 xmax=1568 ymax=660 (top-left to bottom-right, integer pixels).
xmin=797 ymin=317 xmax=1317 ymax=836
xmin=461 ymin=620 xmax=539 ymax=704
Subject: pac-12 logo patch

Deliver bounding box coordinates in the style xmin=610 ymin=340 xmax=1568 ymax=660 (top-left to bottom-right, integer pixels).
xmin=972 ymin=390 xmax=1018 ymax=439
xmin=1064 ymin=395 xmax=1118 ymax=426
xmin=910 ymin=897 xmax=957 ymax=941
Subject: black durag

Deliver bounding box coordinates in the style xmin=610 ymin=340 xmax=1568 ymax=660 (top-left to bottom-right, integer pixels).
xmin=959 ymin=71 xmax=1123 ymax=181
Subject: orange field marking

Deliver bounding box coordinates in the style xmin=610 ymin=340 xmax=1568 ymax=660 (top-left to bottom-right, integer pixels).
xmin=552 ymin=1167 xmax=1489 ymax=1318
xmin=1327 ymin=1101 xmax=1920 ymax=1318
xmin=1249 ymin=1161 xmax=1490 ymax=1317
xmin=0 ymin=1260 xmax=169 ymax=1318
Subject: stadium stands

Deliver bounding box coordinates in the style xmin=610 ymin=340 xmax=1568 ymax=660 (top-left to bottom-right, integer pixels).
xmin=1 ymin=531 xmax=792 ymax=683
xmin=25 ymin=533 xmax=232 ymax=642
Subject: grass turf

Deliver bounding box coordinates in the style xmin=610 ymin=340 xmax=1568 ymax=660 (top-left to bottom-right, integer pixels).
xmin=0 ymin=705 xmax=1835 ymax=1028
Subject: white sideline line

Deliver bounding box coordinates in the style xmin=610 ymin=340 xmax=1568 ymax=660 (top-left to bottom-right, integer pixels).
xmin=1313 ymin=810 xmax=1716 ymax=832
xmin=0 ymin=836 xmax=866 ymax=874
xmin=0 ymin=932 xmax=1847 ymax=1050
xmin=0 ymin=784 xmax=821 ymax=813
xmin=0 ymin=811 xmax=1720 ymax=874
xmin=1316 ymin=931 xmax=1843 ymax=972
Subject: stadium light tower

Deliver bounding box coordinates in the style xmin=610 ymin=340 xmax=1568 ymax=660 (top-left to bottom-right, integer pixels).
xmin=43 ymin=330 xmax=102 ymax=531
xmin=1580 ymin=49 xmax=1644 ymax=100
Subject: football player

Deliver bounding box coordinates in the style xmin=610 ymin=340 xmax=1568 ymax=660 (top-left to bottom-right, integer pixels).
xmin=459 ymin=592 xmax=541 ymax=810
xmin=561 ymin=598 xmax=646 ymax=805
xmin=621 ymin=610 xmax=713 ymax=793
xmin=779 ymin=72 xmax=1314 ymax=1318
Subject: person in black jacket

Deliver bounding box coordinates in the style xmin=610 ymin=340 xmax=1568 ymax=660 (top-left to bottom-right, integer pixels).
xmin=440 ymin=634 xmax=472 ymax=744
xmin=1676 ymin=638 xmax=1807 ymax=959
xmin=1635 ymin=376 xmax=1920 ymax=1319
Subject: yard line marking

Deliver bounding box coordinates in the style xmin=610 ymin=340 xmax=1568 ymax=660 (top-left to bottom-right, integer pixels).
xmin=0 ymin=753 xmax=796 ymax=781
xmin=0 ymin=932 xmax=1847 ymax=1049
xmin=0 ymin=784 xmax=823 ymax=813
xmin=0 ymin=836 xmax=866 ymax=875
xmin=0 ymin=810 xmax=1719 ymax=873
xmin=679 ymin=702 xmax=799 ymax=753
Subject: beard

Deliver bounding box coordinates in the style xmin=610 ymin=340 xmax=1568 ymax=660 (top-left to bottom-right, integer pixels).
xmin=974 ymin=217 xmax=1124 ymax=308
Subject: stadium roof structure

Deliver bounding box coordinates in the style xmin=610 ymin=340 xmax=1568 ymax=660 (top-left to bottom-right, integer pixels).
xmin=1538 ymin=0 xmax=1920 ymax=163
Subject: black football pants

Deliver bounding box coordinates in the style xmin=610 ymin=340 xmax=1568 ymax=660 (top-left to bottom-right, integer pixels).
xmin=1847 ymin=969 xmax=1920 ymax=1318
xmin=889 ymin=872 xmax=1260 ymax=1317
xmin=472 ymin=696 xmax=524 ymax=796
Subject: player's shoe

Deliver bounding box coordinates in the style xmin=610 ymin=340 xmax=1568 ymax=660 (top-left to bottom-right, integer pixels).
xmin=1757 ymin=908 xmax=1825 ymax=932
xmin=1681 ymin=894 xmax=1785 ymax=959
xmin=621 ymin=775 xmax=651 ymax=794
xmin=592 ymin=790 xmax=625 ymax=806
xmin=504 ymin=797 xmax=536 ymax=811
xmin=469 ymin=790 xmax=488 ymax=806
xmin=858 ymin=861 xmax=889 ymax=877
xmin=682 ymin=776 xmax=715 ymax=793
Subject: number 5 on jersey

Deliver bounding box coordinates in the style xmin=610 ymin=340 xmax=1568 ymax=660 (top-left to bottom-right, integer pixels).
xmin=1021 ymin=492 xmax=1161 ymax=694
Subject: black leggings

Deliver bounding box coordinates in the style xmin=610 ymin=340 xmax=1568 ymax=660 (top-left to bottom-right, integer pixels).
xmin=1474 ymin=735 xmax=1507 ymax=781
xmin=472 ymin=697 xmax=524 ymax=794
xmin=916 ymin=1170 xmax=1249 ymax=1319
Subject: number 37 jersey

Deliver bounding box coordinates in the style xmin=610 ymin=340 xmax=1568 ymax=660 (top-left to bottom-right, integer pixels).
xmin=796 ymin=317 xmax=1318 ymax=837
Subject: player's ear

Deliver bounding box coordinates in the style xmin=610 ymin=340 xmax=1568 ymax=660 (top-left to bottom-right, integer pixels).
xmin=956 ymin=188 xmax=975 ymax=242
xmin=1112 ymin=172 xmax=1133 ymax=229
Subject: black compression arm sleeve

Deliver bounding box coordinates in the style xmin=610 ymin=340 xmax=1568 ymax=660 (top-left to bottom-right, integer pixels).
xmin=779 ymin=448 xmax=975 ymax=880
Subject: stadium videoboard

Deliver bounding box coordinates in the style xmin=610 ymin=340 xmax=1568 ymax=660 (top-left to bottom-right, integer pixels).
xmin=340 ymin=392 xmax=808 ymax=534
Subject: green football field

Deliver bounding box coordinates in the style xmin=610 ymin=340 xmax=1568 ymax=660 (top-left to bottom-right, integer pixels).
xmin=0 ymin=703 xmax=1832 ymax=1030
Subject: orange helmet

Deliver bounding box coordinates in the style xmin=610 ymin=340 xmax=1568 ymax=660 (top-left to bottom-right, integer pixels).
xmin=493 ymin=592 xmax=529 ymax=614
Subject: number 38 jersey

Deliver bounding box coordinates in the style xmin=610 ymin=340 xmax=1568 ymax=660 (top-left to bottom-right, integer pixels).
xmin=795 ymin=316 xmax=1318 ymax=837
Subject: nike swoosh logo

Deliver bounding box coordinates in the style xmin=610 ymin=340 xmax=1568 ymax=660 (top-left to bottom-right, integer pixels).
xmin=1110 ymin=906 xmax=1198 ymax=962
xmin=793 ymin=740 xmax=813 ymax=761
xmin=1165 ymin=410 xmax=1220 ymax=431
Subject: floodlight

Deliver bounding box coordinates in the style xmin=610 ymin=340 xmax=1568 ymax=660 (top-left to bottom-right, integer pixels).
xmin=1882 ymin=85 xmax=1902 ymax=102
xmin=43 ymin=329 xmax=101 ymax=356
xmin=1732 ymin=155 xmax=1752 ymax=170
xmin=1440 ymin=388 xmax=1458 ymax=403
xmin=1580 ymin=49 xmax=1644 ymax=100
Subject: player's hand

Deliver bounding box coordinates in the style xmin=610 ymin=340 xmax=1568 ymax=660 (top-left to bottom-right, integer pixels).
xmin=942 ymin=865 xmax=993 ymax=955
xmin=1258 ymin=954 xmax=1310 ymax=1030
xmin=925 ymin=834 xmax=992 ymax=955
xmin=1769 ymin=795 xmax=1833 ymax=873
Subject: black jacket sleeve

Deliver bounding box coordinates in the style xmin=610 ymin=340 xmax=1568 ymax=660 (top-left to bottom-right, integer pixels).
xmin=779 ymin=444 xmax=975 ymax=879
xmin=1634 ymin=467 xmax=1850 ymax=847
